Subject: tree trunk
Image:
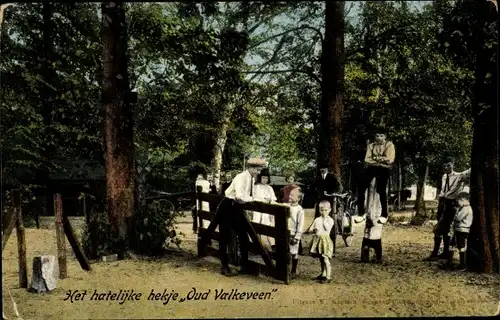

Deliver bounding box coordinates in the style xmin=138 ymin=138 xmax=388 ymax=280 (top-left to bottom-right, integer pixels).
xmin=319 ymin=1 xmax=345 ymax=184
xmin=397 ymin=158 xmax=403 ymax=210
xmin=0 ymin=4 xmax=13 ymax=28
xmin=42 ymin=3 xmax=55 ymax=218
xmin=211 ymin=102 xmax=236 ymax=193
xmin=414 ymin=162 xmax=428 ymax=217
xmin=102 ymin=2 xmax=135 ymax=259
xmin=467 ymin=0 xmax=499 ymax=274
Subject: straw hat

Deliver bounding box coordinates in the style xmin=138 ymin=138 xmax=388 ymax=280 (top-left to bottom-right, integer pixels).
xmin=247 ymin=158 xmax=268 ymax=168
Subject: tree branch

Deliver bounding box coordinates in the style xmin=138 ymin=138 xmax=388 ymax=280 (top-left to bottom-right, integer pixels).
xmin=244 ymin=69 xmax=321 ymax=84
xmin=248 ymin=24 xmax=323 ymax=50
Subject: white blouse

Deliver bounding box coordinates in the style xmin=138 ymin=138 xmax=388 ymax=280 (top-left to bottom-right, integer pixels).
xmin=310 ymin=216 xmax=334 ymax=236
xmin=253 ymin=184 xmax=277 ymax=203
xmin=195 ymin=179 xmax=210 ymax=211
xmin=195 ymin=179 xmax=210 ymax=193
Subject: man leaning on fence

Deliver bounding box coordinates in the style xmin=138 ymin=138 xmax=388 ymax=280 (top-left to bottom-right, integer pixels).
xmin=424 ymin=157 xmax=470 ymax=261
xmin=218 ymin=158 xmax=267 ymax=277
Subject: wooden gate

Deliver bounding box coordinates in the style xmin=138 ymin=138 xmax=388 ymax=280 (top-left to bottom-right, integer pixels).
xmin=195 ymin=193 xmax=292 ymax=284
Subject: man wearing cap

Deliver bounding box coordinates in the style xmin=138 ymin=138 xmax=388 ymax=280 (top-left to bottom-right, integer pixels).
xmin=217 ymin=158 xmax=267 ymax=276
xmin=354 ymin=128 xmax=396 ymax=225
xmin=424 ymin=157 xmax=470 ymax=261
xmin=310 ymin=162 xmax=342 ymax=219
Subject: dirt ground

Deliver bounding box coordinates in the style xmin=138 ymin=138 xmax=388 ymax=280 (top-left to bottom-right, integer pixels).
xmin=2 ymin=210 xmax=499 ymax=319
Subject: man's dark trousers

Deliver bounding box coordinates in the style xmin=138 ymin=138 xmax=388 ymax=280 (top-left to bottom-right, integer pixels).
xmin=218 ymin=199 xmax=249 ymax=268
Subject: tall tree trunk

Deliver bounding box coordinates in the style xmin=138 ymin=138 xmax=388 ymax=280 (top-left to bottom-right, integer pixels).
xmin=102 ymin=2 xmax=135 ymax=259
xmin=319 ymin=1 xmax=345 ymax=184
xmin=211 ymin=103 xmax=236 ymax=192
xmin=0 ymin=4 xmax=13 ymax=27
xmin=414 ymin=162 xmax=428 ymax=217
xmin=42 ymin=3 xmax=55 ymax=218
xmin=467 ymin=0 xmax=499 ymax=274
xmin=397 ymin=155 xmax=403 ymax=210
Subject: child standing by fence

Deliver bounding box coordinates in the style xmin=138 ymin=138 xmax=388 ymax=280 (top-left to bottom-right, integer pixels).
xmin=253 ymin=169 xmax=278 ymax=249
xmin=442 ymin=191 xmax=473 ymax=271
xmin=288 ymin=188 xmax=304 ymax=279
xmin=306 ymin=200 xmax=334 ymax=284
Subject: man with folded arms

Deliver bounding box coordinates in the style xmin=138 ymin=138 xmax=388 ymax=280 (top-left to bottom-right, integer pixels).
xmin=354 ymin=128 xmax=396 ymax=225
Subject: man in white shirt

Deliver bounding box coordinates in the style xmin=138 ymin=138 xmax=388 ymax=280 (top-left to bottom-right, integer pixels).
xmin=218 ymin=158 xmax=267 ymax=276
xmin=424 ymin=157 xmax=471 ymax=261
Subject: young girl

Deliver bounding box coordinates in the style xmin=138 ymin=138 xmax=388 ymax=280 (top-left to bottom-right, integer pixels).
xmin=288 ymin=187 xmax=305 ymax=278
xmin=252 ymin=169 xmax=278 ymax=248
xmin=195 ymin=174 xmax=211 ymax=228
xmin=306 ymin=200 xmax=334 ymax=283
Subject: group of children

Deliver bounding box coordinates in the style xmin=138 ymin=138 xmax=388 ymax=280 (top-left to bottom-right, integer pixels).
xmin=202 ymin=151 xmax=474 ymax=280
xmin=284 ymin=186 xmax=335 ymax=284
xmin=285 ymin=156 xmax=475 ymax=281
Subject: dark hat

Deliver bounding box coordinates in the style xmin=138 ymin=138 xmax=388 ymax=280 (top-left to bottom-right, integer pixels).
xmin=318 ymin=161 xmax=330 ymax=169
xmin=443 ymin=157 xmax=455 ymax=164
xmin=372 ymin=124 xmax=387 ymax=134
xmin=456 ymin=191 xmax=470 ymax=200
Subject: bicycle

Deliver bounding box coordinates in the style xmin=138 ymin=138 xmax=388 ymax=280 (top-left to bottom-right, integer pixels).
xmin=323 ymin=191 xmax=357 ymax=252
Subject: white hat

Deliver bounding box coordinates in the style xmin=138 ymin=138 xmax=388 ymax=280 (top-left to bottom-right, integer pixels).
xmin=247 ymin=158 xmax=268 ymax=168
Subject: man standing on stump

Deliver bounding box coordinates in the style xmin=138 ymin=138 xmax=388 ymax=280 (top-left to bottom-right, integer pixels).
xmin=218 ymin=158 xmax=267 ymax=277
xmin=354 ymin=128 xmax=396 ymax=225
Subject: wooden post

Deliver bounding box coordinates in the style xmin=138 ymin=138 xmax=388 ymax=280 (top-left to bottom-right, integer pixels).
xmin=191 ymin=192 xmax=198 ymax=234
xmin=14 ymin=192 xmax=28 ymax=288
xmin=82 ymin=194 xmax=90 ymax=226
xmin=274 ymin=206 xmax=290 ymax=284
xmin=62 ymin=215 xmax=91 ymax=271
xmin=54 ymin=194 xmax=67 ymax=279
xmin=2 ymin=206 xmax=17 ymax=252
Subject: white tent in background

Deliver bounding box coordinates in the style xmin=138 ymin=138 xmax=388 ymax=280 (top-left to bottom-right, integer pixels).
xmin=408 ymin=184 xmax=438 ymax=201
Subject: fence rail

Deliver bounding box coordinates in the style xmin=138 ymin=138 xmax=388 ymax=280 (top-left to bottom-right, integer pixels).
xmin=195 ymin=192 xmax=292 ymax=284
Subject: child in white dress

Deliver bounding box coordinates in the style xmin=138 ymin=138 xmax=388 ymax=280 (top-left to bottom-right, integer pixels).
xmin=252 ymin=170 xmax=278 ymax=248
xmin=195 ymin=174 xmax=211 ymax=228
xmin=306 ymin=200 xmax=334 ymax=284
xmin=361 ymin=179 xmax=384 ymax=263
xmin=288 ymin=188 xmax=304 ymax=278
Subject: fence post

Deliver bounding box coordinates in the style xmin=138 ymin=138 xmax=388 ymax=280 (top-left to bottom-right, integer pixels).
xmin=82 ymin=193 xmax=90 ymax=226
xmin=54 ymin=194 xmax=67 ymax=279
xmin=274 ymin=206 xmax=290 ymax=284
xmin=14 ymin=191 xmax=28 ymax=288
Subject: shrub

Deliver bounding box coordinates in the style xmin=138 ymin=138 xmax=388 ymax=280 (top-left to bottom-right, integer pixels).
xmin=132 ymin=199 xmax=183 ymax=256
xmin=82 ymin=200 xmax=114 ymax=259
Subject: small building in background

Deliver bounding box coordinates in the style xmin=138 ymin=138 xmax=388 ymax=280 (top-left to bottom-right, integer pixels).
xmin=47 ymin=160 xmax=106 ymax=216
xmin=407 ymin=184 xmax=438 ymax=201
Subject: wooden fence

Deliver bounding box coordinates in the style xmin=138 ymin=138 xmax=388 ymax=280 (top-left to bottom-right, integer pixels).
xmin=195 ymin=192 xmax=292 ymax=284
xmin=2 ymin=192 xmax=91 ymax=288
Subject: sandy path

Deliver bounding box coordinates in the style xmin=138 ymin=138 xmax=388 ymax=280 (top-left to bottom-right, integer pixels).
xmin=2 ymin=211 xmax=499 ymax=319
